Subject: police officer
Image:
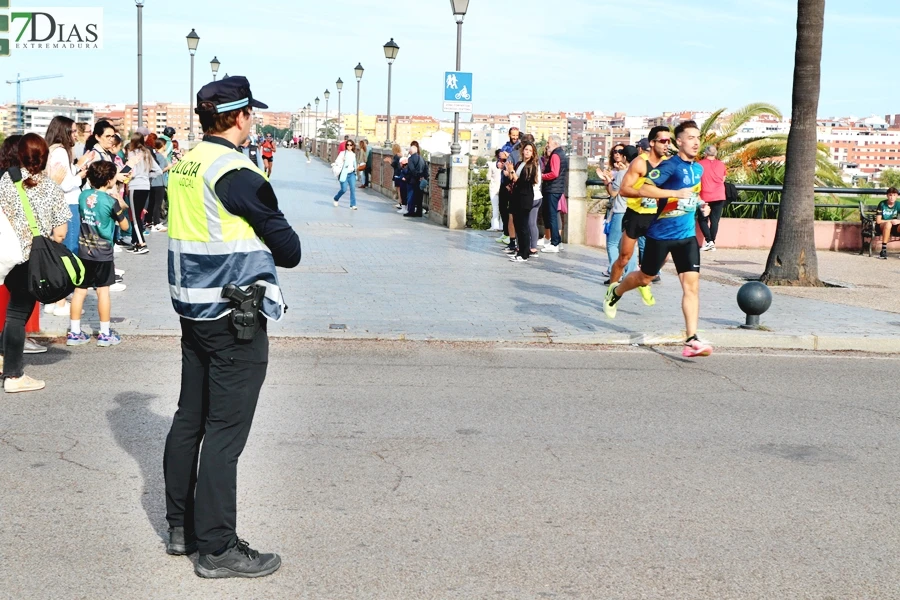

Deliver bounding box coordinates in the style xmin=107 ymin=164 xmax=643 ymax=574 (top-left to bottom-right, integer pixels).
xmin=162 ymin=76 xmax=301 ymax=579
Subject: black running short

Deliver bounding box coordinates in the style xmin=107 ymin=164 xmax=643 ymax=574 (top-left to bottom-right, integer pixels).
xmin=78 ymin=259 xmax=116 ymax=289
xmin=262 ymin=155 xmax=274 ymax=162
xmin=640 ymin=236 xmax=700 ymax=276
xmin=622 ymin=208 xmax=656 ymax=240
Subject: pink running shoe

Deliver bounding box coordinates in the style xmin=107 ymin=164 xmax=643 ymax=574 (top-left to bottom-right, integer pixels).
xmin=682 ymin=337 xmax=713 ymax=358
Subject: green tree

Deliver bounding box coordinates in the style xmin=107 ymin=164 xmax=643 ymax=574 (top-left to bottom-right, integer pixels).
xmin=761 ymin=0 xmax=825 ymax=287
xmin=475 ymin=156 xmax=488 ymax=167
xmin=0 ymin=133 xmax=5 ymax=146
xmin=318 ymin=119 xmax=339 ymax=140
xmin=879 ymin=168 xmax=900 ymax=190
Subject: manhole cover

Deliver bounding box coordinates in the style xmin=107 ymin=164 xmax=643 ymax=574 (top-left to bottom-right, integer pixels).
xmin=329 ymin=324 xmax=347 ymax=330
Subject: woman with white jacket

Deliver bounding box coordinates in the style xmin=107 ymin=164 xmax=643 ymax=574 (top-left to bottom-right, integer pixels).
xmin=488 ymin=149 xmax=504 ymax=231
xmin=332 ymin=139 xmax=359 ymax=210
xmin=45 ymin=116 xmax=89 ymax=316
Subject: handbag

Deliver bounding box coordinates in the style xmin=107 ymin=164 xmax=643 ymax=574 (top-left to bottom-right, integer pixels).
xmin=419 ymin=179 xmax=429 ymax=193
xmin=13 ymin=176 xmax=84 ymax=303
xmin=331 ymin=152 xmax=345 ymax=178
xmin=558 ymin=194 xmax=568 ymax=214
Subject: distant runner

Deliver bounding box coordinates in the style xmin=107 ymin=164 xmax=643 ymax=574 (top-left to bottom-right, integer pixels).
xmin=260 ymin=133 xmax=276 ymax=177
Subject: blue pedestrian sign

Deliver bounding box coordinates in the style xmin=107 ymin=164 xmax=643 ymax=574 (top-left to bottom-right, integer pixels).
xmin=443 ymin=71 xmax=473 ymax=114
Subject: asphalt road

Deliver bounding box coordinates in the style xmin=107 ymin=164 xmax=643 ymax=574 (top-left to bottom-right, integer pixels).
xmin=2 ymin=339 xmax=898 ymax=599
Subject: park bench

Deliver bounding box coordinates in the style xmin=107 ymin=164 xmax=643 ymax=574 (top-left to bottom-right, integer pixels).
xmin=859 ymin=200 xmax=900 ymax=257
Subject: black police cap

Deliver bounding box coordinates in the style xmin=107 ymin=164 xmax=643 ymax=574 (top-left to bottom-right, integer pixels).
xmin=196 ymin=75 xmax=268 ymax=114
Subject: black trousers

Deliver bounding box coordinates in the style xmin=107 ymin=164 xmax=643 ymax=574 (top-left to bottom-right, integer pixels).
xmin=130 ymin=189 xmax=150 ymax=246
xmin=2 ymin=263 xmax=36 ymax=379
xmin=513 ymin=209 xmax=532 ymax=259
xmin=164 ymin=315 xmax=269 ymax=555
xmin=149 ymin=186 xmax=165 ymax=226
xmin=698 ymin=200 xmax=725 ymax=243
xmin=499 ymin=187 xmax=511 ymax=236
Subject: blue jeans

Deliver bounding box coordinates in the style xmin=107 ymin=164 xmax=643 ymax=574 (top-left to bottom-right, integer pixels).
xmin=334 ymin=172 xmax=357 ymax=207
xmin=63 ymin=205 xmax=80 ymax=254
xmin=606 ymin=212 xmax=638 ymax=276
xmin=544 ymin=192 xmax=562 ymax=246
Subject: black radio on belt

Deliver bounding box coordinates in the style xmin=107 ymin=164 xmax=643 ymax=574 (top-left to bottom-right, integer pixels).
xmin=221 ymin=284 xmax=265 ymax=340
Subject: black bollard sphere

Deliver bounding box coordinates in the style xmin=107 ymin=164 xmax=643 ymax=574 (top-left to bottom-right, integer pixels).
xmin=737 ymin=281 xmax=772 ymax=329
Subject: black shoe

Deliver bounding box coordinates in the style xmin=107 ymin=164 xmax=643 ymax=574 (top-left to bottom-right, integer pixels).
xmin=880 ymin=248 xmax=888 ymax=260
xmin=166 ymin=526 xmax=197 ymax=555
xmin=195 ymin=539 xmax=281 ymax=579
xmin=603 ymin=278 xmax=611 ymax=285
xmin=651 ymin=275 xmax=661 ymax=283
xmin=402 ymin=213 xmax=415 ymax=217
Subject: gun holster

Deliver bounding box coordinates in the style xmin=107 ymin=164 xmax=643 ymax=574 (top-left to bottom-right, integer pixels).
xmin=221 ymin=284 xmax=265 ymax=341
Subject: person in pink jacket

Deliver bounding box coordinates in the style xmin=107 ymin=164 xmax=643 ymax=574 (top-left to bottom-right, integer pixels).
xmin=698 ymin=145 xmax=727 ymax=251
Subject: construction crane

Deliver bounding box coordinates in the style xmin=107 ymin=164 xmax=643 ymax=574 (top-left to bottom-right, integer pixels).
xmin=5 ymin=73 xmax=64 ymax=134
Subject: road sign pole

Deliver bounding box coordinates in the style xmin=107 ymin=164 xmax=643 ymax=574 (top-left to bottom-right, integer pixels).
xmin=450 ymin=20 xmax=463 ymax=156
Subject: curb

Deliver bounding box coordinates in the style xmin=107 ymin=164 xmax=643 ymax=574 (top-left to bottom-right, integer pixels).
xmin=31 ymin=327 xmax=900 ymax=354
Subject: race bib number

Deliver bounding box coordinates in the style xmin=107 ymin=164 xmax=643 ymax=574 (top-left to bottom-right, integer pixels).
xmin=640 ymin=198 xmax=658 ymax=209
xmin=676 ymin=195 xmax=701 ymax=212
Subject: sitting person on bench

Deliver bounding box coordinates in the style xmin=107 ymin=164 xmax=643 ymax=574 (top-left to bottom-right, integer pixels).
xmin=876 ymin=187 xmax=900 ymax=259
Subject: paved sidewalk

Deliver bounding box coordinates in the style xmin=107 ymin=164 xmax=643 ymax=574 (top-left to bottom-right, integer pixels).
xmin=39 ymin=149 xmax=900 ymax=352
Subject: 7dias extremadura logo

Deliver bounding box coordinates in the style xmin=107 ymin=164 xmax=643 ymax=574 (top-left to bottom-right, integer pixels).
xmin=0 ymin=3 xmax=103 ymax=56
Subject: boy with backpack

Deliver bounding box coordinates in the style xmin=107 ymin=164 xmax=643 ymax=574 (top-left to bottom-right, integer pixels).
xmin=67 ymin=162 xmax=130 ymax=347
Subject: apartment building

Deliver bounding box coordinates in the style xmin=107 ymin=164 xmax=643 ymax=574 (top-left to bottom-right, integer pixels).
xmin=817 ymin=118 xmax=900 ymax=175
xmin=523 ymin=111 xmax=568 ymax=143
xmin=123 ymin=103 xmax=202 ymax=139
xmin=8 ymin=98 xmax=94 ymax=136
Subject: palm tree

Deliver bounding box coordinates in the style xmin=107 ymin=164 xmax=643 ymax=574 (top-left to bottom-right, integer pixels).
xmin=761 ymin=0 xmax=825 ymax=286
xmin=699 ymin=102 xmax=783 ymax=152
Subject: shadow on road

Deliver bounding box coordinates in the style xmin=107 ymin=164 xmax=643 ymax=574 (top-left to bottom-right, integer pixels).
xmin=107 ymin=391 xmax=170 ymax=542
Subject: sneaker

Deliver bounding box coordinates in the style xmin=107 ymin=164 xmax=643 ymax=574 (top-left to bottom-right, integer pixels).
xmin=537 ymin=238 xmax=548 ymax=247
xmin=195 ymin=539 xmax=281 ymax=579
xmin=509 ymin=255 xmax=528 ymax=263
xmin=496 ymin=235 xmax=510 ymax=244
xmin=43 ymin=303 xmax=56 ymax=314
xmin=110 ymin=282 xmax=127 ymax=292
xmin=52 ymin=301 xmax=71 ymax=317
xmin=880 ymin=248 xmax=888 ymax=260
xmin=154 ymin=224 xmax=168 ymax=232
xmin=351 ymin=206 xmax=358 ymax=210
xmin=541 ymin=244 xmax=560 ymax=254
xmin=601 ymin=269 xmax=610 ymax=278
xmin=683 ymin=337 xmax=713 ymax=358
xmin=4 ymin=375 xmax=45 ymax=393
xmin=97 ymin=331 xmax=122 ymax=347
xmin=638 ymin=285 xmax=656 ymax=307
xmin=115 ymin=268 xmax=125 ymax=277
xmin=333 ymin=200 xmax=339 ymax=207
xmin=166 ymin=526 xmax=198 ymax=556
xmin=708 ymin=241 xmax=716 ymax=251
xmin=603 ymin=283 xmax=620 ymax=319
xmin=651 ymin=275 xmax=661 ymax=283
xmin=397 ymin=209 xmax=406 ymax=214
xmin=23 ymin=338 xmax=47 ymax=354
xmin=700 ymin=241 xmax=714 ymax=252
xmin=113 ymin=245 xmax=122 ymax=253
xmin=66 ymin=330 xmax=91 ymax=346
xmin=128 ymin=245 xmax=149 ymax=255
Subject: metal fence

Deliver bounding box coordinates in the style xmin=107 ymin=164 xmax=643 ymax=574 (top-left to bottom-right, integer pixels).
xmin=585 ymin=180 xmax=889 ymax=220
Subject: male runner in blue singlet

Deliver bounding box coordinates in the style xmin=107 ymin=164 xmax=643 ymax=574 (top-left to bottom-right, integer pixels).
xmin=603 ymin=120 xmax=713 ymax=358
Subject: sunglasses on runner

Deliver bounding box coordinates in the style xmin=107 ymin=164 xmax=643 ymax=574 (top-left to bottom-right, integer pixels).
xmin=654 ymin=138 xmax=671 ymax=144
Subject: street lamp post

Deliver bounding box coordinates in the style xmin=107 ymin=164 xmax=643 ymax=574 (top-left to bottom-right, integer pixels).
xmin=210 ymin=56 xmax=220 ymax=81
xmin=186 ymin=29 xmax=200 ymax=143
xmin=383 ymin=38 xmax=399 ymax=148
xmin=336 ymin=78 xmax=343 ymax=141
xmin=314 ymin=97 xmax=320 ymax=143
xmin=323 ymin=89 xmax=331 ymax=140
xmin=306 ymin=102 xmax=312 ymax=148
xmin=354 ymin=63 xmax=364 ymax=141
xmin=449 ymin=0 xmax=469 ymax=156
xmin=136 ymin=1 xmax=144 ymax=128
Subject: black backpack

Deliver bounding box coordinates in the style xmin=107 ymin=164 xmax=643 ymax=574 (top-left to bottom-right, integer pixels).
xmin=12 ymin=173 xmax=84 ymax=303
xmin=724 ymin=182 xmax=738 ymax=207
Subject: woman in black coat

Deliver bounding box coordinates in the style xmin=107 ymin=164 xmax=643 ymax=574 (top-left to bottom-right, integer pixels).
xmin=505 ymin=141 xmax=540 ymax=262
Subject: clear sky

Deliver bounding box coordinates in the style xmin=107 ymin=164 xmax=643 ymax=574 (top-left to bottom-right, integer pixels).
xmin=2 ymin=0 xmax=896 ymax=120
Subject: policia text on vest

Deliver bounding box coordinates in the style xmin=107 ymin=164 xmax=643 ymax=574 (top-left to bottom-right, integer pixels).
xmin=161 ymin=75 xmax=301 ymax=578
